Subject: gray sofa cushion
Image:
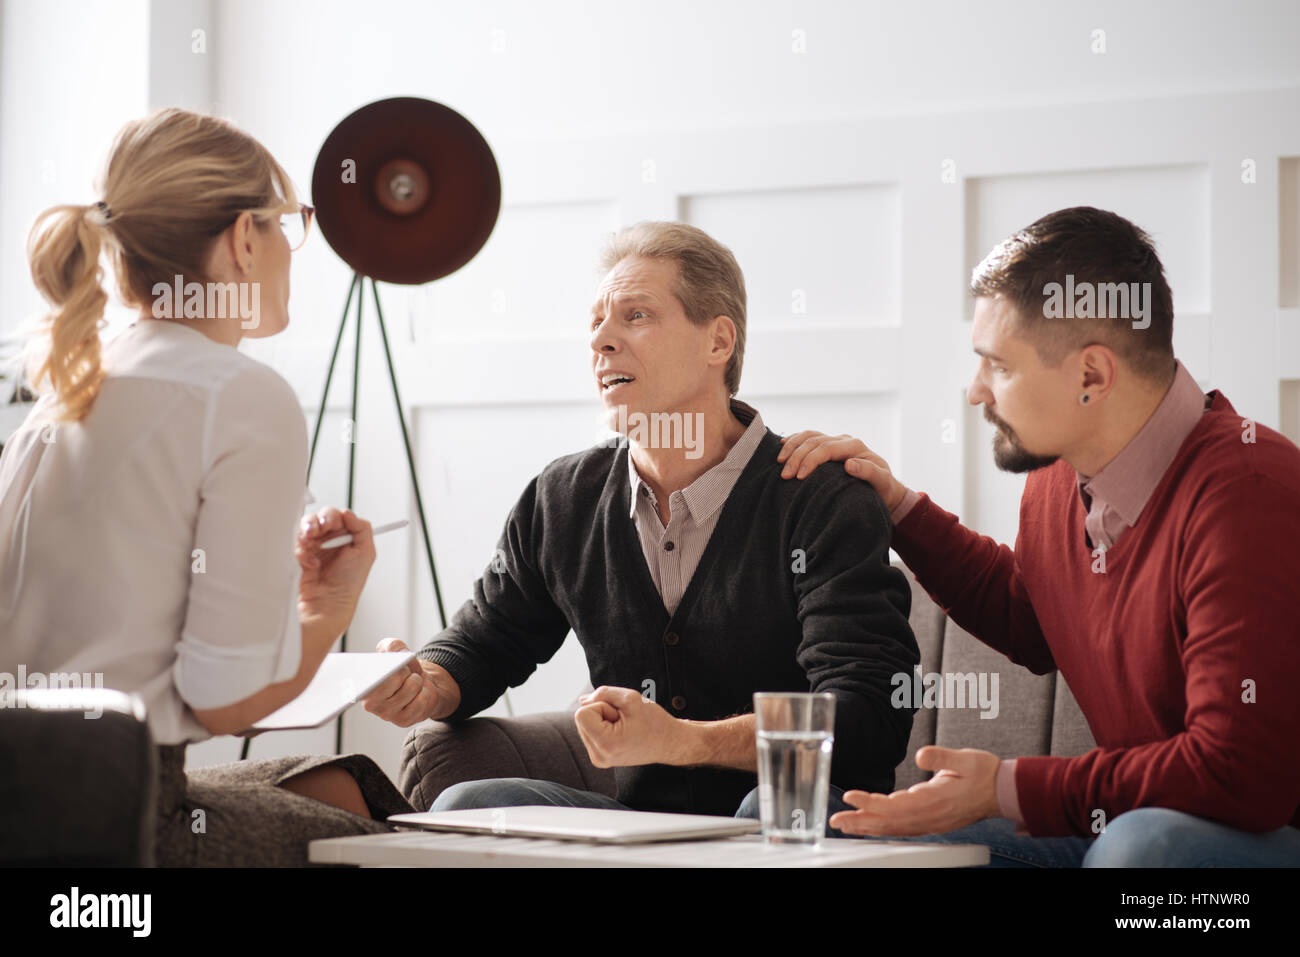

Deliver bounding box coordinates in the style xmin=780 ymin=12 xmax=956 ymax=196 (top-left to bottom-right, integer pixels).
xmin=400 ymin=565 xmax=1096 ymax=809
xmin=400 ymin=710 xmax=617 ymax=812
xmin=1050 ymin=677 xmax=1096 ymax=759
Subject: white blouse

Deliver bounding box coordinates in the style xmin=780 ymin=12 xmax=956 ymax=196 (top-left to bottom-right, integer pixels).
xmin=0 ymin=319 xmax=308 ymax=744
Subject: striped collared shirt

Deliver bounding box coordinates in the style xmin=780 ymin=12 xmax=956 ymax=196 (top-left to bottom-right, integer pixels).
xmin=628 ymin=399 xmax=765 ymax=615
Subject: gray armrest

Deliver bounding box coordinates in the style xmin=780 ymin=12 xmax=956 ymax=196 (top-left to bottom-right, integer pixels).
xmin=399 ymin=710 xmax=617 ymax=812
xmin=0 ymin=689 xmax=156 ymax=865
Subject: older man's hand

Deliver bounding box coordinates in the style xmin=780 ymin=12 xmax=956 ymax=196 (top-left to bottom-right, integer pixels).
xmin=573 ymin=686 xmax=688 ymax=768
xmin=360 ymin=638 xmax=461 ymax=727
xmin=829 ymin=746 xmax=1003 ymax=836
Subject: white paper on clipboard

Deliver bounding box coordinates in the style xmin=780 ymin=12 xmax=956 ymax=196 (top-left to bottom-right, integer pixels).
xmin=243 ymin=651 xmax=415 ymax=733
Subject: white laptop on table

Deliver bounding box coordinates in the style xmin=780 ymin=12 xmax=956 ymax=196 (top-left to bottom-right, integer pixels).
xmin=388 ymin=806 xmax=761 ymax=844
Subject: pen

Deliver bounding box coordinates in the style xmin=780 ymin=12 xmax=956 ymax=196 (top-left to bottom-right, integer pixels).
xmin=318 ymin=519 xmax=410 ymax=550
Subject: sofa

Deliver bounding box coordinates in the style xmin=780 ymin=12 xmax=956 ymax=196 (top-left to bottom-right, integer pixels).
xmin=398 ymin=566 xmax=1097 ymax=811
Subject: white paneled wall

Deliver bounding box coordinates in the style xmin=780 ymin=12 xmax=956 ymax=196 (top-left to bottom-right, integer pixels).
xmin=421 ymin=200 xmax=621 ymax=343
xmin=1281 ymin=158 xmax=1300 ymax=441
xmin=681 ymin=184 xmax=902 ymax=329
xmin=0 ymin=0 xmax=150 ymax=346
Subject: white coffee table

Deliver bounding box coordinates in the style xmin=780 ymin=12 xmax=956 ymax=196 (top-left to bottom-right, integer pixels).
xmin=309 ymin=830 xmax=989 ymax=867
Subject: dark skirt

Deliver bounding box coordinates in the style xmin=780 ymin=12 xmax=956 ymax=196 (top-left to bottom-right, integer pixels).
xmin=153 ymin=743 xmax=416 ymax=866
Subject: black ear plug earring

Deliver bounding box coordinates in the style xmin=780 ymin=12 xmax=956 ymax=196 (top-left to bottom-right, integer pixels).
xmin=1080 ymin=393 xmax=1091 ymax=405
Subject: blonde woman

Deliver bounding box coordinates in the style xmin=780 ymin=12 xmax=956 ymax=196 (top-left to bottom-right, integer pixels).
xmin=0 ymin=108 xmax=415 ymax=865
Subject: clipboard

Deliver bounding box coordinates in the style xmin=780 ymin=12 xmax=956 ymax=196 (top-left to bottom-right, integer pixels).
xmin=241 ymin=651 xmax=416 ymax=733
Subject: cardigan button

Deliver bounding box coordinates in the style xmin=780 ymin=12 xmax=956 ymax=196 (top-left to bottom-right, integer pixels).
xmin=671 ymin=695 xmax=686 ymax=711
xmin=664 ymin=541 xmax=675 ymax=551
xmin=664 ymin=631 xmax=679 ymax=645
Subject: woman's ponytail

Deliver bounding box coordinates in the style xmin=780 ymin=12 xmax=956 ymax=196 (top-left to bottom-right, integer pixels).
xmin=25 ymin=204 xmax=109 ymax=422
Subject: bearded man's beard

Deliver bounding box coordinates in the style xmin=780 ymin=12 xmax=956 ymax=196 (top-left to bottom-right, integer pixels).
xmin=984 ymin=407 xmax=1059 ymax=473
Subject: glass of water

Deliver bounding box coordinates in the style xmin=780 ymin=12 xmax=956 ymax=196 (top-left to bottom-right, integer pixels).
xmin=754 ymin=692 xmax=836 ymax=848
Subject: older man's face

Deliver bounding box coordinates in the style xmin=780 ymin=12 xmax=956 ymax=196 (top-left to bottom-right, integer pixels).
xmin=589 ymin=255 xmax=718 ymax=431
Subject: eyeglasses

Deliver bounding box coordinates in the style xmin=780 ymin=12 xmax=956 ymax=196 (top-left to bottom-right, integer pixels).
xmin=280 ymin=203 xmax=315 ymax=251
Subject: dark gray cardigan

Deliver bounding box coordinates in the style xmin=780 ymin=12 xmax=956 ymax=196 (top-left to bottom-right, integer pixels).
xmin=418 ymin=423 xmax=919 ymax=816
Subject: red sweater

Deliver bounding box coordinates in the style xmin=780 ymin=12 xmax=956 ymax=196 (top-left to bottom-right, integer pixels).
xmin=892 ymin=391 xmax=1300 ymax=838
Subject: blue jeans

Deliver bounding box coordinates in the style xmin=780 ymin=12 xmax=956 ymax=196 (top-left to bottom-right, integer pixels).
xmin=735 ymin=785 xmax=1300 ymax=867
xmin=433 ymin=777 xmax=1300 ymax=867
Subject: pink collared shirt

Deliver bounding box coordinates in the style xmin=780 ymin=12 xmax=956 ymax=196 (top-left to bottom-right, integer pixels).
xmin=891 ymin=361 xmax=1208 ymax=831
xmin=628 ymin=399 xmax=766 ymax=616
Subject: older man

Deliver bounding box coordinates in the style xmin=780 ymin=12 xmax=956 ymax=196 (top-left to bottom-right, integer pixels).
xmin=363 ymin=221 xmax=918 ymax=822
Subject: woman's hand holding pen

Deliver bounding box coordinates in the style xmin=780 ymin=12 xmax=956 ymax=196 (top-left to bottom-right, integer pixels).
xmin=190 ymin=507 xmax=377 ymax=735
xmin=295 ymin=506 xmax=376 ymax=636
